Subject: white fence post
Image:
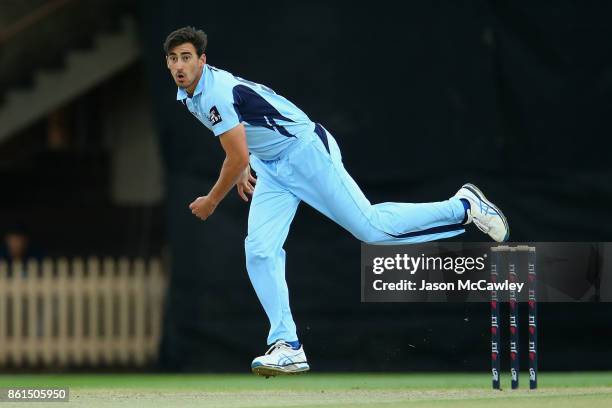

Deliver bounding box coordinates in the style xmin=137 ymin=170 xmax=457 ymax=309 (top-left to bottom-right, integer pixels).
xmin=0 ymin=261 xmax=6 ymax=365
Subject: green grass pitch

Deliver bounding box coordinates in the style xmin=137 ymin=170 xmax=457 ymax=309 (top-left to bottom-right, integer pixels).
xmin=0 ymin=372 xmax=611 ymax=407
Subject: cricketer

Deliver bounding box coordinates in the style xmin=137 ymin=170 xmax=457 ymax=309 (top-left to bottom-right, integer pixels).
xmin=164 ymin=26 xmax=509 ymax=377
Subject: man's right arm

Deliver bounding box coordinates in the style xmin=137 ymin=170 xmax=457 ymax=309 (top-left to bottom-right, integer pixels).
xmin=209 ymin=123 xmax=250 ymax=203
xmin=188 ymin=123 xmax=249 ymax=220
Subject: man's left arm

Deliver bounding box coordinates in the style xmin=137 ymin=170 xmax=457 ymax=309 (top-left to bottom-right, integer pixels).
xmin=189 ymin=123 xmax=249 ymax=220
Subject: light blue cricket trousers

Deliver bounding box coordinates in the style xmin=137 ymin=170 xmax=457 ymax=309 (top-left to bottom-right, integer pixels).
xmin=246 ymin=124 xmax=466 ymax=345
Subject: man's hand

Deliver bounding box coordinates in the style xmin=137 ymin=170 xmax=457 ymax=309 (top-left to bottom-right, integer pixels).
xmin=189 ymin=195 xmax=218 ymax=221
xmin=237 ymin=165 xmax=257 ymax=202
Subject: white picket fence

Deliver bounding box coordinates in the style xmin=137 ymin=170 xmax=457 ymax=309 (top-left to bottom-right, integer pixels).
xmin=0 ymin=257 xmax=166 ymax=367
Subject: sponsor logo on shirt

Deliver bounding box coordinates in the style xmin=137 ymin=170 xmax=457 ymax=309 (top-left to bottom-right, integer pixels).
xmin=209 ymin=106 xmax=222 ymax=125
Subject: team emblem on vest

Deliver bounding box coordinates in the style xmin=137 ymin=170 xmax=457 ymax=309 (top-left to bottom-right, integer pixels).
xmin=209 ymin=106 xmax=222 ymax=125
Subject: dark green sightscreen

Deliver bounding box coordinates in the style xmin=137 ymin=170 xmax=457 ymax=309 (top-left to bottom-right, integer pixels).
xmin=138 ymin=1 xmax=612 ymax=371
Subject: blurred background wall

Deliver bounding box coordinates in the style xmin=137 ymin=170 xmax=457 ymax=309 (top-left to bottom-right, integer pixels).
xmin=0 ymin=0 xmax=611 ymax=372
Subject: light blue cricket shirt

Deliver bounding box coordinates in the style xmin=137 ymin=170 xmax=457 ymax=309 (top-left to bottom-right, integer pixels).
xmin=176 ymin=64 xmax=315 ymax=160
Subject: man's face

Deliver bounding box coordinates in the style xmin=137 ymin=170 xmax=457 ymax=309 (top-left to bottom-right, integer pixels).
xmin=5 ymin=233 xmax=28 ymax=260
xmin=166 ymin=42 xmax=206 ymax=92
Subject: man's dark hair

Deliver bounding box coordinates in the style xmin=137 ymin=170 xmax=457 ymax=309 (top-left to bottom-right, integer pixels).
xmin=164 ymin=26 xmax=208 ymax=56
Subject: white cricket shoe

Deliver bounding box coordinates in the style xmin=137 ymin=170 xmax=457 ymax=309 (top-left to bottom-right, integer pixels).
xmin=251 ymin=340 xmax=310 ymax=377
xmin=454 ymin=183 xmax=510 ymax=242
